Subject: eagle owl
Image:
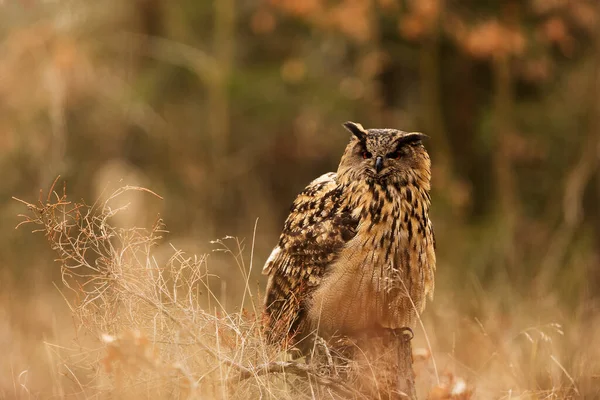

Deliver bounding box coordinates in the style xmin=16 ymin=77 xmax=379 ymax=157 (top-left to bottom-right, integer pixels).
xmin=262 ymin=122 xmax=436 ymax=351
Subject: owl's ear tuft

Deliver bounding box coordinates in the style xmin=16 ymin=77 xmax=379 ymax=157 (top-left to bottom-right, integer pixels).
xmin=343 ymin=121 xmax=368 ymax=141
xmin=398 ymin=132 xmax=429 ymax=146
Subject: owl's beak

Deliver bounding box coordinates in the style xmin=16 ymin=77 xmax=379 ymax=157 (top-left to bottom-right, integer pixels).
xmin=375 ymin=156 xmax=384 ymax=173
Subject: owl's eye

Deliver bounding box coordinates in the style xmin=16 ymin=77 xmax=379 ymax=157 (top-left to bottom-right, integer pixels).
xmin=362 ymin=151 xmax=372 ymax=159
xmin=386 ymin=150 xmax=402 ymax=159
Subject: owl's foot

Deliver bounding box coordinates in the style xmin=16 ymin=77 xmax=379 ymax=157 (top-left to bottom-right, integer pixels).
xmin=391 ymin=327 xmax=414 ymax=342
xmin=367 ymin=326 xmax=414 ymax=341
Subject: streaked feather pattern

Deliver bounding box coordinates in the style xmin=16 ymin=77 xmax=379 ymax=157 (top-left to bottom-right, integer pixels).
xmin=262 ymin=123 xmax=436 ymax=352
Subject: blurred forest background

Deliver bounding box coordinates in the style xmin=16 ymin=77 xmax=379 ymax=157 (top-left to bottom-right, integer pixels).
xmin=2 ymin=0 xmax=600 ymax=398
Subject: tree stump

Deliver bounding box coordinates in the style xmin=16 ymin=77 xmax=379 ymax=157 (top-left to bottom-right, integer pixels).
xmin=346 ymin=328 xmax=417 ymax=399
xmin=395 ymin=328 xmax=417 ymax=400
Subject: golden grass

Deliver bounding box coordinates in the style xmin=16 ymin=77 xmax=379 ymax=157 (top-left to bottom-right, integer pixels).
xmin=10 ymin=180 xmax=370 ymax=399
xmin=7 ymin=180 xmax=598 ymax=399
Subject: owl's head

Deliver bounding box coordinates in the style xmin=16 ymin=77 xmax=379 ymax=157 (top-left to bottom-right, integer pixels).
xmin=337 ymin=121 xmax=431 ymax=187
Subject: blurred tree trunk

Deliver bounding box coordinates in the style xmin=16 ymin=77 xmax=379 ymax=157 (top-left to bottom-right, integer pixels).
xmin=491 ymin=2 xmax=521 ymax=272
xmin=418 ymin=1 xmax=455 ymax=180
xmin=443 ymin=55 xmax=491 ymax=219
xmin=179 ymin=0 xmax=235 ymax=234
xmin=208 ymin=0 xmax=235 ymax=216
xmin=137 ymin=0 xmax=163 ymax=42
xmin=124 ymin=0 xmax=164 ymax=167
xmin=586 ymin=1 xmax=600 ymax=301
xmin=491 ymin=52 xmax=518 ymax=269
xmin=210 ymin=0 xmax=234 ymax=161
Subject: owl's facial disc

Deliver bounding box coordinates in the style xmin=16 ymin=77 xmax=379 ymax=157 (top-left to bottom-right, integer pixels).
xmin=366 ymin=131 xmax=428 ymax=177
xmin=338 ymin=122 xmax=430 ymax=185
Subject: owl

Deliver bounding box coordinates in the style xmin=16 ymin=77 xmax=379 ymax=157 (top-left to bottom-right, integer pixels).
xmin=262 ymin=122 xmax=436 ymax=352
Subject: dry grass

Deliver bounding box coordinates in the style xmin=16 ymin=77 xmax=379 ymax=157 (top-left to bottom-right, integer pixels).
xmin=7 ymin=179 xmax=598 ymax=399
xmin=10 ymin=179 xmax=373 ymax=399
xmin=1 ymin=2 xmax=599 ymax=399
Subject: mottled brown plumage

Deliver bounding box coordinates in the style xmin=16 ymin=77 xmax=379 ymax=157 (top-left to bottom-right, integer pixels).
xmin=263 ymin=122 xmax=436 ymax=352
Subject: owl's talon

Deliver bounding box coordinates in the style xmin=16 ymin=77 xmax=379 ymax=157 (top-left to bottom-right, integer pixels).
xmin=392 ymin=327 xmax=414 ymax=341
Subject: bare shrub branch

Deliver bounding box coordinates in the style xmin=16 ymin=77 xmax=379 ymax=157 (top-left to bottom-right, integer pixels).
xmin=14 ymin=180 xmax=362 ymax=399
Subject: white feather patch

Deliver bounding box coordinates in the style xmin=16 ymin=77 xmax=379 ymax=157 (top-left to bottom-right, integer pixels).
xmin=262 ymin=246 xmax=281 ymax=274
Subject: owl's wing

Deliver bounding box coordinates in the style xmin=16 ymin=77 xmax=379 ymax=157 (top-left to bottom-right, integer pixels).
xmin=262 ymin=172 xmax=358 ymax=346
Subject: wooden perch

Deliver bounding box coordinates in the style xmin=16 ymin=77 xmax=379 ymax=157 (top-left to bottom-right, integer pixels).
xmin=350 ymin=327 xmax=418 ymax=399
xmin=395 ymin=328 xmax=417 ymax=400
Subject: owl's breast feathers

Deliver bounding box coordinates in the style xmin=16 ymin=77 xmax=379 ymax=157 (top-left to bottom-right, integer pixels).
xmin=263 ymin=172 xmax=435 ymax=346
